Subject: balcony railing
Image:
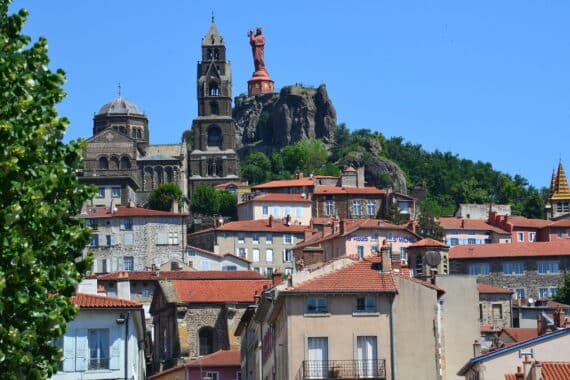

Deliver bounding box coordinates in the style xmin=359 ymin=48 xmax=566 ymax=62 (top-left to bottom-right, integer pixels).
xmin=303 ymin=359 xmax=386 ymax=379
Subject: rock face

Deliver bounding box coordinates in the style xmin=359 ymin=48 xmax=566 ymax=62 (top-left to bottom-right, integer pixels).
xmin=233 ymin=84 xmax=336 ymax=151
xmin=340 ymin=151 xmax=408 ymax=194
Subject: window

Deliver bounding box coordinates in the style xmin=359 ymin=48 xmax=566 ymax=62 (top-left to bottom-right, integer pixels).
xmin=352 ymin=200 xmax=362 ymax=216
xmin=450 ymin=238 xmax=459 ymax=246
xmin=356 ymin=336 xmax=378 ymax=377
xmin=503 ymin=262 xmax=524 ymax=275
xmin=88 ymin=329 xmax=110 ymax=370
xmin=238 ymin=233 xmax=245 ymax=244
xmin=283 ymin=234 xmax=293 ymax=245
xmin=200 ymin=261 xmax=211 ymax=270
xmin=325 ymin=200 xmax=334 ymax=216
xmin=491 ymin=304 xmax=503 ymax=320
xmin=252 ymin=249 xmax=260 ymax=262
xmin=236 ymin=371 xmax=242 ymax=380
xmin=205 ymin=372 xmax=219 ymax=380
xmin=517 ymin=232 xmax=524 ymax=242
xmin=169 ymin=232 xmax=178 ymax=245
xmin=207 ymin=126 xmax=222 ymax=147
xmin=468 ymin=238 xmax=476 ymax=244
xmin=266 ymin=267 xmax=274 ymax=277
xmin=515 ymin=288 xmax=526 ymax=300
xmin=357 ymin=245 xmax=364 ymax=259
xmin=86 ymin=219 xmax=98 ymax=230
xmin=265 ymin=249 xmax=273 ymax=263
xmin=400 ymin=247 xmax=408 ymax=262
xmin=222 ymin=265 xmax=237 ymax=271
xmin=238 ymin=247 xmax=246 ymax=258
xmin=123 ymin=256 xmax=134 ymax=271
xmin=550 ymin=287 xmax=558 ymax=296
xmin=367 ymin=200 xmax=376 ymax=216
xmin=252 ymin=233 xmax=259 ymax=244
xmin=538 ymin=261 xmax=559 ymax=274
xmin=285 ymin=206 xmax=291 ymax=217
xmin=111 ymin=187 xmax=120 ymax=198
xmin=266 ymin=233 xmax=273 ymax=244
xmin=468 ymin=263 xmax=490 ymax=276
xmin=355 ymin=296 xmax=377 ymax=313
xmin=399 ymin=202 xmax=409 ymax=214
xmin=307 ymin=337 xmax=328 ymax=378
xmin=306 ymin=297 xmax=328 ymax=314
xmin=120 ymin=218 xmax=133 ymax=231
xmin=529 ymin=232 xmax=536 ymax=242
xmin=557 ymin=232 xmax=563 ymax=239
xmin=89 ymin=234 xmax=99 ymax=247
xmin=199 ymin=327 xmax=215 ymax=355
xmin=96 ymin=187 xmax=105 ymax=198
xmin=157 ymin=232 xmax=168 ymax=245
xmin=539 ymin=288 xmax=550 ymax=299
xmin=262 ymin=205 xmax=269 ymax=216
xmin=273 ymin=206 xmax=281 ymax=217
xmin=98 ymin=157 xmax=109 ymax=170
xmin=296 ymin=206 xmax=302 ymax=218
xmin=283 ymin=249 xmax=293 ymax=262
xmin=106 ymin=235 xmax=113 ymax=246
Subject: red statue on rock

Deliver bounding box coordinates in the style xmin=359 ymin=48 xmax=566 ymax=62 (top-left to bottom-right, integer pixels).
xmin=247 ymin=26 xmax=274 ymax=96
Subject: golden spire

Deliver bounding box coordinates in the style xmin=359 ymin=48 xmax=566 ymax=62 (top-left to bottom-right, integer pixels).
xmin=551 ymin=161 xmax=570 ymax=200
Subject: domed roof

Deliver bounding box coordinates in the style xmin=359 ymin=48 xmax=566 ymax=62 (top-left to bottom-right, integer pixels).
xmin=97 ymin=97 xmax=144 ymax=116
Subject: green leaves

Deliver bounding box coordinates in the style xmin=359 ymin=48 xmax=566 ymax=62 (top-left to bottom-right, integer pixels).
xmin=147 ymin=183 xmax=183 ymax=211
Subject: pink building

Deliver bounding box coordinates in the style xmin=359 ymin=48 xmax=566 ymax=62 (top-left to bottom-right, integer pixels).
xmin=149 ymin=349 xmax=241 ymax=380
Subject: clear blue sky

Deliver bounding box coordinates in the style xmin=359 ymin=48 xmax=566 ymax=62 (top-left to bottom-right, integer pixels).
xmin=16 ymin=1 xmax=570 ymax=188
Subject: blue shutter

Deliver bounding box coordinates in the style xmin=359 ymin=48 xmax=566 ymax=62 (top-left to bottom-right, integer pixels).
xmin=75 ymin=329 xmax=87 ymax=372
xmin=109 ymin=326 xmax=121 ymax=370
xmin=63 ymin=332 xmax=76 ymax=372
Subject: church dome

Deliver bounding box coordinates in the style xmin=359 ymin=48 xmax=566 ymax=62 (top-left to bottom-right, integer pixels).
xmin=97 ymin=97 xmax=144 ymax=116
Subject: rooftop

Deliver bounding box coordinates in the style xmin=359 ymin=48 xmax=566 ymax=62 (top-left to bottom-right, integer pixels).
xmin=439 ymin=217 xmax=510 ymax=234
xmin=71 ymin=293 xmax=142 ymax=308
xmin=79 ymin=205 xmax=186 ymax=218
xmin=171 ymin=279 xmax=272 ymax=303
xmin=97 ymin=97 xmax=144 ymax=116
xmin=97 ymin=270 xmax=264 ymax=281
xmin=449 ymin=240 xmax=570 ymax=259
xmin=478 ymin=283 xmax=514 ymax=294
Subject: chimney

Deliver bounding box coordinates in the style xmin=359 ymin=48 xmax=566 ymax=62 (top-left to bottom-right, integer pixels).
xmin=461 ymin=219 xmax=465 ymax=229
xmin=523 ymin=355 xmax=532 ymax=378
xmin=287 ymin=275 xmax=293 ymax=288
xmin=380 ymin=242 xmax=392 ymax=272
xmin=127 ymin=198 xmax=135 ymax=208
xmin=531 ymin=361 xmax=542 ymax=380
xmin=171 ymin=199 xmax=178 ymax=213
xmin=472 ymin=340 xmax=481 ymax=357
xmin=272 ymin=270 xmax=282 ymax=287
xmin=391 ymin=248 xmax=402 ymax=272
xmin=339 ymin=220 xmax=345 ymax=235
xmin=553 ymin=306 xmax=566 ymax=328
xmin=253 ymin=290 xmax=261 ymax=304
xmin=304 ymin=229 xmax=313 ymax=240
xmin=537 ymin=314 xmax=548 ymax=336
xmin=515 ymin=366 xmax=524 ymax=380
xmin=332 ymin=218 xmax=340 ymax=234
xmin=297 ymin=172 xmax=304 ymax=179
xmin=268 ymin=215 xmax=273 ymax=227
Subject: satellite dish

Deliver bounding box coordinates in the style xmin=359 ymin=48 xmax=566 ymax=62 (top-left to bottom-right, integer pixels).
xmin=425 ymin=251 xmax=441 ymax=267
xmin=528 ymin=297 xmax=534 ymax=304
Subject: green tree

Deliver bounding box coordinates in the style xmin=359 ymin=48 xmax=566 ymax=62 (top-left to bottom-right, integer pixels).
xmin=147 ymin=183 xmax=183 ymax=211
xmin=190 ymin=184 xmax=219 ymax=215
xmin=0 ymin=3 xmax=93 ymax=377
xmin=240 ymin=151 xmax=271 ymax=185
xmin=553 ymin=273 xmax=570 ymax=304
xmin=417 ymin=200 xmax=445 ymax=240
xmin=216 ymin=189 xmax=237 ymax=218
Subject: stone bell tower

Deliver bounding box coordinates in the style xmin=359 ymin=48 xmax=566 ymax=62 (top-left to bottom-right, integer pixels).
xmin=187 ymin=18 xmax=239 ymax=195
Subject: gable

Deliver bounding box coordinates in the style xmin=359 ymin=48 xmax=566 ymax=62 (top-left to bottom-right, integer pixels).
xmin=87 ymin=128 xmax=136 ymax=145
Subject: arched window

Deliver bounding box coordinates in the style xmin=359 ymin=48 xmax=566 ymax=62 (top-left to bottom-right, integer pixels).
xmin=209 ymin=82 xmax=220 ymax=96
xmin=120 ymin=156 xmax=131 ymax=170
xmin=110 ymin=156 xmax=120 ymax=170
xmin=166 ymin=167 xmax=174 ymax=183
xmin=198 ymin=327 xmax=215 ymax=355
xmin=207 ymin=127 xmax=222 ymax=147
xmin=99 ymin=157 xmax=109 ymax=170
xmin=155 ymin=167 xmax=164 ymax=185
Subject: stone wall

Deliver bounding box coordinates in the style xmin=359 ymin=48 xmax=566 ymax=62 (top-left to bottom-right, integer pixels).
xmin=479 ymin=293 xmax=512 ymax=328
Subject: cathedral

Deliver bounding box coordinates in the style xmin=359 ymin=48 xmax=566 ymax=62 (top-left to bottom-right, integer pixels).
xmin=79 ymin=19 xmax=240 ymax=207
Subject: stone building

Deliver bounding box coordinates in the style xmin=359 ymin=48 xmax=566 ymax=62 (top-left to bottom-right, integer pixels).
xmin=478 ymin=283 xmax=513 ymax=329
xmin=186 ymin=19 xmax=240 ymax=195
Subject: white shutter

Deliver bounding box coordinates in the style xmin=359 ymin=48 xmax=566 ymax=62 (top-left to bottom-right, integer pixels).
xmin=282 ymin=250 xmax=286 ymax=263
xmin=75 ymin=329 xmax=87 ymax=372
xmin=63 ymin=332 xmax=75 ymax=372
xmin=109 ymin=327 xmax=121 ymax=370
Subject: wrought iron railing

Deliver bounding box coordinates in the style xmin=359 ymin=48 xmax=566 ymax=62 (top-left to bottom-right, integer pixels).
xmin=88 ymin=358 xmax=110 ymax=370
xmin=303 ymin=359 xmax=386 ymax=379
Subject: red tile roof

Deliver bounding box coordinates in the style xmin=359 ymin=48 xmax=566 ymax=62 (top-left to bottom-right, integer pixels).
xmin=509 ymin=216 xmax=550 ymax=229
xmin=79 ymin=205 xmax=187 ymax=218
xmin=215 ymin=181 xmax=249 ymax=189
xmin=313 ymin=186 xmax=386 ymax=195
xmin=541 ymin=362 xmax=570 ymax=380
xmin=409 ymin=238 xmax=449 ymax=248
xmin=480 ymin=324 xmax=498 ymax=333
xmin=252 ymin=178 xmax=315 ymax=189
xmin=478 ymin=284 xmax=514 ymax=294
xmin=172 ymin=279 xmax=272 ymax=303
xmin=286 ymin=258 xmax=397 ymax=293
xmin=500 ymin=327 xmax=538 ymax=343
xmin=449 ymin=240 xmax=570 ymax=259
xmin=439 ymin=217 xmax=509 ymax=234
xmin=215 ymin=219 xmax=309 ymax=233
xmin=548 ymin=219 xmax=570 ymax=228
xmin=246 ymin=193 xmax=312 ymax=203
xmin=71 ymin=293 xmax=142 ymax=308
xmin=185 ymin=349 xmax=241 ymax=368
xmin=97 ymin=270 xmax=264 ymax=281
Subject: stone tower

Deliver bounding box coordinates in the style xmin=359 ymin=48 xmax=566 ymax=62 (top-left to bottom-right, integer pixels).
xmin=546 ymin=161 xmax=570 ymax=220
xmin=187 ymin=18 xmax=239 ymax=195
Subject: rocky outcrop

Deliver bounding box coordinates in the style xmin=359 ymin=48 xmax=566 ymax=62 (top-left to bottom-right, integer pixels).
xmin=340 ymin=152 xmax=407 ymax=194
xmin=233 ymin=84 xmax=336 ymax=151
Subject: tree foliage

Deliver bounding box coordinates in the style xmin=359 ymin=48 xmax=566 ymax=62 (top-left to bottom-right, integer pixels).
xmin=553 ymin=273 xmax=570 ymax=305
xmin=0 ymin=3 xmax=93 ymax=377
xmin=189 ymin=185 xmax=237 ymax=218
xmin=147 ymin=183 xmax=183 ymax=211
xmin=216 ymin=189 xmax=237 ymax=218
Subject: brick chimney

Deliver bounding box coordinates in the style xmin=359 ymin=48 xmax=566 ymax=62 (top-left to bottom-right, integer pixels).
xmin=531 ymin=361 xmax=542 ymax=380
xmin=380 ymin=242 xmax=392 ymax=272
xmin=537 ymin=314 xmax=548 ymax=336
xmin=553 ymin=306 xmax=566 ymax=328
xmin=253 ymin=290 xmax=261 ymax=304
xmin=472 ymin=340 xmax=481 ymax=357
xmin=523 ymin=355 xmax=532 ymax=378
xmin=272 ymin=270 xmax=282 ymax=287
xmin=515 ymin=366 xmax=524 ymax=380
xmin=268 ymin=215 xmax=273 ymax=227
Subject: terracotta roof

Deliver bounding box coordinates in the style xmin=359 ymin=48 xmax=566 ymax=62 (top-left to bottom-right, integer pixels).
xmin=246 ymin=193 xmax=312 ymax=203
xmin=449 ymin=240 xmax=570 ymax=259
xmin=408 ymin=238 xmax=449 ymax=248
xmin=215 ymin=181 xmax=249 ymax=189
xmin=251 ymin=178 xmax=314 ymax=189
xmin=286 ymin=258 xmax=397 ymax=293
xmin=438 ymin=217 xmax=509 ymax=234
xmin=548 ymin=219 xmax=570 ymax=227
xmin=480 ymin=324 xmax=498 ymax=333
xmin=79 ymin=205 xmax=187 ymax=218
xmin=541 ymin=362 xmax=570 ymax=380
xmin=478 ymin=283 xmax=514 ymax=294
xmin=501 ymin=327 xmax=538 ymax=343
xmin=509 ymin=216 xmax=550 ymax=229
xmin=215 ymin=219 xmax=309 ymax=233
xmin=185 ymin=349 xmax=241 ymax=368
xmin=313 ymin=186 xmax=386 ymax=195
xmin=71 ymin=293 xmax=142 ymax=308
xmin=97 ymin=270 xmax=264 ymax=281
xmin=172 ymin=279 xmax=272 ymax=303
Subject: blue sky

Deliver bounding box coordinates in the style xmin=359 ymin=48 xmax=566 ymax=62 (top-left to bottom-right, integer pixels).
xmin=16 ymin=1 xmax=570 ymax=188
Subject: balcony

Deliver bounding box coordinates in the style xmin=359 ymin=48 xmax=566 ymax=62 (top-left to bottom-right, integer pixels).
xmin=302 ymin=359 xmax=386 ymax=379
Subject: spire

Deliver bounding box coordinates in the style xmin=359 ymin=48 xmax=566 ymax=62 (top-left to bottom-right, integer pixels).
xmin=551 ymin=161 xmax=570 ymax=200
xmin=550 ymin=169 xmax=557 ymax=197
xmin=202 ymin=16 xmax=223 ymax=46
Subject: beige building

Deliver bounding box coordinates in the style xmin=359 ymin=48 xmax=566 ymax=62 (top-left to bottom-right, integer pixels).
xmin=237 ymin=193 xmax=312 ymax=225
xmin=237 ymin=257 xmax=445 ymax=380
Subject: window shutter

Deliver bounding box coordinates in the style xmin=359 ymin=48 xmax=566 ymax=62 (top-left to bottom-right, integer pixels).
xmin=282 ymin=250 xmax=286 ymax=263
xmin=75 ymin=329 xmax=87 ymax=372
xmin=63 ymin=332 xmax=76 ymax=372
xmin=158 ymin=232 xmax=168 ymax=245
xmin=292 ymin=235 xmax=295 ymax=244
xmin=109 ymin=327 xmax=121 ymax=370
xmin=124 ymin=232 xmax=133 ymax=246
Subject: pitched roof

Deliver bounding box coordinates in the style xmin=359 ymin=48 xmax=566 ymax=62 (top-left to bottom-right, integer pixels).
xmin=245 ymin=193 xmax=312 ymax=203
xmin=215 ymin=181 xmax=249 ymax=189
xmin=438 ymin=217 xmax=509 ymax=234
xmin=215 ymin=219 xmax=309 ymax=233
xmin=171 ymin=279 xmax=272 ymax=303
xmin=79 ymin=205 xmax=186 ymax=218
xmin=480 ymin=324 xmax=498 ymax=333
xmin=185 ymin=349 xmax=241 ymax=368
xmin=541 ymin=362 xmax=570 ymax=380
xmin=478 ymin=284 xmax=514 ymax=294
xmin=71 ymin=293 xmax=142 ymax=308
xmin=500 ymin=327 xmax=538 ymax=342
xmin=286 ymin=258 xmax=397 ymax=293
xmin=548 ymin=219 xmax=570 ymax=228
xmin=188 ymin=245 xmax=251 ymax=264
xmin=508 ymin=216 xmax=550 ymax=229
xmin=449 ymin=240 xmax=570 ymax=259
xmin=409 ymin=238 xmax=449 ymax=248
xmin=251 ymin=178 xmax=314 ymax=190
xmin=313 ymin=186 xmax=386 ymax=195
xmin=97 ymin=270 xmax=264 ymax=281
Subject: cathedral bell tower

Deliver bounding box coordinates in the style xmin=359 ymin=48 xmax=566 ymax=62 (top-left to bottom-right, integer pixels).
xmin=188 ymin=18 xmax=239 ymax=195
